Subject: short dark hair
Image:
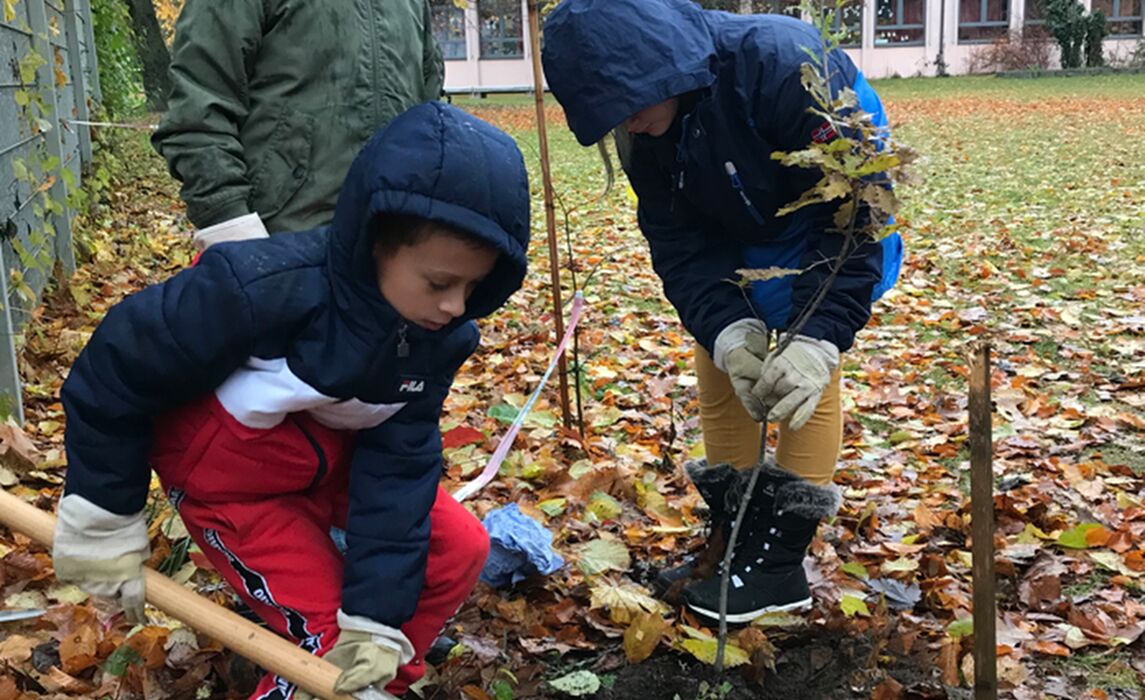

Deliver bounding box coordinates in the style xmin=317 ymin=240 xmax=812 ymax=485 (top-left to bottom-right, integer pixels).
xmin=373 ymin=213 xmax=497 ymax=258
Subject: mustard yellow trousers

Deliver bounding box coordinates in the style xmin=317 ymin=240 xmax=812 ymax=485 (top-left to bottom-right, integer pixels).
xmin=694 ymin=343 xmax=842 ymax=485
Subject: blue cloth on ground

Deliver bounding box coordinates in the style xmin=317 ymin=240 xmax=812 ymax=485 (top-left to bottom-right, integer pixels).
xmin=330 ymin=503 xmax=563 ymax=588
xmin=479 ymin=504 xmax=565 ymax=587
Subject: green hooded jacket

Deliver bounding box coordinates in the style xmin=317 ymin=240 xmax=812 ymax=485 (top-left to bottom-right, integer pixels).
xmin=153 ymin=0 xmax=444 ymax=234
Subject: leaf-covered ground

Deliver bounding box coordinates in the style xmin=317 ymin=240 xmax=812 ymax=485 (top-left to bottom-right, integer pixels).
xmin=1 ymin=74 xmax=1143 ymax=700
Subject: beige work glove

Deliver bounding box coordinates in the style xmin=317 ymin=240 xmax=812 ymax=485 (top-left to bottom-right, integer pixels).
xmin=296 ymin=610 xmax=414 ymax=700
xmin=754 ymin=335 xmax=839 ymax=431
xmin=192 ymin=212 xmax=269 ymax=250
xmin=713 ymin=318 xmax=770 ymax=421
xmin=52 ymin=494 xmax=149 ymax=623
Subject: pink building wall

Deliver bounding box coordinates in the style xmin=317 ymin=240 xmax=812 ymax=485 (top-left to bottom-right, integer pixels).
xmin=440 ymin=0 xmax=1143 ymax=91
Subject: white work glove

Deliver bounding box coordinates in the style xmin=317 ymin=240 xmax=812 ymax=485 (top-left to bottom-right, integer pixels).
xmin=296 ymin=610 xmax=415 ymax=700
xmin=52 ymin=494 xmax=149 ymax=623
xmin=713 ymin=318 xmax=770 ymax=421
xmin=754 ymin=335 xmax=839 ymax=431
xmin=192 ymin=212 xmax=269 ymax=250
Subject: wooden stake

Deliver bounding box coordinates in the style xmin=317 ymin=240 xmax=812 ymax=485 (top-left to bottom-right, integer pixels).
xmin=0 ymin=490 xmax=352 ymax=700
xmin=969 ymin=341 xmax=997 ymax=700
xmin=526 ymin=0 xmax=572 ymax=429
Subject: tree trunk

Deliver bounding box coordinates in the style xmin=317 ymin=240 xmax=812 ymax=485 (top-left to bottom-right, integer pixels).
xmin=122 ymin=0 xmax=171 ymax=110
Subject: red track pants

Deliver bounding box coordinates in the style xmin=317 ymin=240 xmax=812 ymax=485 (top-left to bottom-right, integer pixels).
xmin=152 ymin=395 xmax=489 ymax=698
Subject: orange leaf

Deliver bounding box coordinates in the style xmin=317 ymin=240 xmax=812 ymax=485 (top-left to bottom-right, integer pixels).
xmin=1029 ymin=640 xmax=1071 ymax=657
xmin=1124 ymin=550 xmax=1145 ymax=572
xmin=461 ymin=685 xmax=493 ymax=700
xmin=0 ymin=675 xmax=18 ymax=700
xmin=1085 ymin=526 xmax=1112 ymax=547
xmin=59 ymin=622 xmax=100 ymax=674
xmin=912 ymin=503 xmax=943 ymax=533
xmin=124 ymin=626 xmax=169 ymax=670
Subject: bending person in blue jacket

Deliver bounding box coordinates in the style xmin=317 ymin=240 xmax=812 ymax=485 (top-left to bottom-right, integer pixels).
xmin=51 ymin=103 xmax=530 ymax=699
xmin=543 ymin=0 xmax=902 ymax=622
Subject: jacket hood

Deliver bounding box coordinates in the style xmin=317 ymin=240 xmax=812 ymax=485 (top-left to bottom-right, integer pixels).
xmin=542 ymin=0 xmax=717 ymax=146
xmin=329 ymin=102 xmax=530 ymax=326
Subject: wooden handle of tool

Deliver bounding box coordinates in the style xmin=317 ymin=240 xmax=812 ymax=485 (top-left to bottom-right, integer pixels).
xmin=0 ymin=488 xmax=353 ymax=700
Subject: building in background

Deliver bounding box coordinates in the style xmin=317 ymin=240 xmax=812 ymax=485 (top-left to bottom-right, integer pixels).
xmin=433 ymin=0 xmax=1144 ymax=92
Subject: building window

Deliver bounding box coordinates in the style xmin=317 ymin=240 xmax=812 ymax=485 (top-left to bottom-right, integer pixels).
xmin=959 ymin=0 xmax=1010 ymax=42
xmin=479 ymin=0 xmax=524 ymax=59
xmin=748 ymin=0 xmax=802 ymax=15
xmin=431 ymin=0 xmax=467 ymax=60
xmin=1092 ymin=0 xmax=1143 ymax=36
xmin=1024 ymin=0 xmax=1046 ymax=25
xmin=830 ymin=0 xmax=864 ymax=47
xmin=875 ymin=0 xmax=925 ymax=44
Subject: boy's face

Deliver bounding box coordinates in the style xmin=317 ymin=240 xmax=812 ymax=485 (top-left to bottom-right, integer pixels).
xmin=375 ymin=229 xmax=499 ymax=331
xmin=625 ymin=98 xmax=679 ymax=138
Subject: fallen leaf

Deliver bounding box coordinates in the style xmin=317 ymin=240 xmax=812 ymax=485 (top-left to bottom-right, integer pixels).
xmin=1057 ymin=523 xmax=1103 ymax=549
xmin=442 ymin=424 xmax=485 ymax=449
xmin=867 ymin=578 xmax=921 ymax=610
xmin=59 ymin=621 xmax=100 ymax=674
xmin=548 ymin=670 xmax=601 ymax=696
xmin=622 ymin=611 xmax=666 ymax=663
xmin=872 ymin=676 xmax=904 ymax=700
xmin=589 ymin=580 xmax=667 ymax=625
xmin=840 ymin=593 xmax=870 ymax=617
xmin=678 ymin=638 xmax=749 ymax=667
xmin=0 ymin=634 xmax=38 ymax=664
xmin=574 ymin=538 xmax=631 ymax=575
xmin=0 ymin=419 xmax=40 ymax=474
xmin=938 ymin=636 xmax=960 ymax=686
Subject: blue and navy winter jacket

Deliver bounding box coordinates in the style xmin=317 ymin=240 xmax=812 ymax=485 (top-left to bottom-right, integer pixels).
xmin=60 ymin=103 xmax=530 ymax=628
xmin=542 ymin=0 xmax=902 ymax=352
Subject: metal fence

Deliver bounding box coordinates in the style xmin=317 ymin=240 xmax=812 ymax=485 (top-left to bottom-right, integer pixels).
xmin=0 ymin=0 xmax=98 ymax=422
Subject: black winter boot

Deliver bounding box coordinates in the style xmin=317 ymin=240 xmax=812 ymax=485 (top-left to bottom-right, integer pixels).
xmin=682 ymin=461 xmax=841 ymax=624
xmin=653 ymin=460 xmax=743 ymax=595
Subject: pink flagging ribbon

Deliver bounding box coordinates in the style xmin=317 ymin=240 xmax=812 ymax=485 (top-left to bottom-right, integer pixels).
xmin=452 ymin=291 xmax=585 ymax=502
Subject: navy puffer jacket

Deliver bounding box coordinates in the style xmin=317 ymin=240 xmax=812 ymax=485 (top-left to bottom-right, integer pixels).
xmin=61 ymin=103 xmax=530 ymax=626
xmin=543 ymin=0 xmax=901 ymax=352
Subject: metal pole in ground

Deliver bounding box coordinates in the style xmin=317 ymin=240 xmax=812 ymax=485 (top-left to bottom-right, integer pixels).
xmin=969 ymin=341 xmax=997 ymax=699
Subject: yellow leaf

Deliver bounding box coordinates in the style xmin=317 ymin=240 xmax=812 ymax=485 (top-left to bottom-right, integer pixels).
xmin=678 ymin=638 xmax=749 ymax=667
xmin=623 ymin=612 xmax=666 ymax=663
xmin=589 ymin=581 xmax=667 ymax=625
xmin=4 ymin=0 xmax=17 ymax=23
xmin=840 ymin=593 xmax=870 ymax=617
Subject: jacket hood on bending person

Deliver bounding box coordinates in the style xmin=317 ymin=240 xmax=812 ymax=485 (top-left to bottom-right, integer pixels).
xmin=329 ymin=101 xmax=531 ymax=328
xmin=541 ymin=0 xmax=717 ymax=146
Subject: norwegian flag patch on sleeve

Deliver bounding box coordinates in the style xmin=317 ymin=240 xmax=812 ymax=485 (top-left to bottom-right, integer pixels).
xmin=811 ymin=121 xmax=838 ymax=143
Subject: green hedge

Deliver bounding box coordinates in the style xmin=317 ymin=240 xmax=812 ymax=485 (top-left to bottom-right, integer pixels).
xmin=91 ymin=0 xmax=146 ymax=118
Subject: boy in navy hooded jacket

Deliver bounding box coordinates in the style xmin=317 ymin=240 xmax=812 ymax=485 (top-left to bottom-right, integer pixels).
xmin=51 ymin=103 xmax=530 ymax=699
xmin=543 ymin=0 xmax=901 ymax=622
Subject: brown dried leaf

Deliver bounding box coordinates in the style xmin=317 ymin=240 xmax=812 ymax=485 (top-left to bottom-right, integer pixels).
xmin=124 ymin=627 xmax=170 ymax=670
xmin=0 ymin=420 xmax=40 ymax=474
xmin=41 ymin=666 xmax=94 ymax=694
xmin=461 ymin=685 xmax=493 ymax=700
xmin=59 ymin=621 xmax=100 ymax=674
xmin=938 ymin=636 xmax=961 ymax=686
xmin=871 ymin=676 xmax=904 ymax=700
xmin=0 ymin=634 xmax=38 ymax=664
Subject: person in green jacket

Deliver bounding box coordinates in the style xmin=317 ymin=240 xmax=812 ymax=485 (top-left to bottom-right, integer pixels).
xmin=153 ymin=0 xmax=444 ymax=245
